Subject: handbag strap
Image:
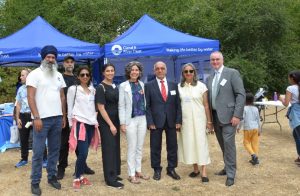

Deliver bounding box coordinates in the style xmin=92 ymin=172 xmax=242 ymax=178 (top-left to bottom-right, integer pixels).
xmin=73 ymin=85 xmax=78 ymax=109
xmin=99 ymin=83 xmax=105 ymax=93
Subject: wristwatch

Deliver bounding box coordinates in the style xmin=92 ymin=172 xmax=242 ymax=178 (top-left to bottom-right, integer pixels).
xmin=33 ymin=116 xmax=40 ymax=120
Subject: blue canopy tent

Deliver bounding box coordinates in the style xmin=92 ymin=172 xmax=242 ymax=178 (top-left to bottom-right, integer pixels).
xmin=0 ymin=16 xmax=101 ymax=66
xmin=94 ymin=14 xmax=219 ymax=84
xmin=0 ymin=16 xmax=101 ymax=151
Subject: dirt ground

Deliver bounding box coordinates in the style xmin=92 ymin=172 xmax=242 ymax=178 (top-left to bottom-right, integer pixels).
xmin=0 ymin=107 xmax=300 ymax=196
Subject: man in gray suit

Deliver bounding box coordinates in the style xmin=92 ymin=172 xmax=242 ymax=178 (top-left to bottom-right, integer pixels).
xmin=207 ymin=51 xmax=245 ymax=186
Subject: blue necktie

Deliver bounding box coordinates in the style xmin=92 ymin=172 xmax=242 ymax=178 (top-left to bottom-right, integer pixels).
xmin=212 ymin=71 xmax=219 ymax=109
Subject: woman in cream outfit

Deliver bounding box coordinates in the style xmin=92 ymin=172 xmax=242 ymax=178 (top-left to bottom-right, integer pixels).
xmin=177 ymin=63 xmax=213 ymax=183
xmin=119 ymin=61 xmax=150 ymax=184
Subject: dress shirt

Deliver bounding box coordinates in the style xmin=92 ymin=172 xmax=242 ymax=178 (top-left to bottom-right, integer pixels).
xmin=156 ymin=77 xmax=168 ymax=94
xmin=67 ymin=85 xmax=98 ymax=127
xmin=212 ymin=65 xmax=224 ymax=88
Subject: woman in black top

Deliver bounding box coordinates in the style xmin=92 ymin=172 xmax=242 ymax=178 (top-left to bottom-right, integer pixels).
xmin=95 ymin=63 xmax=123 ymax=189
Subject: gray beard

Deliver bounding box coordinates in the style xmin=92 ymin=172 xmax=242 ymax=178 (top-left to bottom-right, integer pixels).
xmin=41 ymin=60 xmax=58 ymax=77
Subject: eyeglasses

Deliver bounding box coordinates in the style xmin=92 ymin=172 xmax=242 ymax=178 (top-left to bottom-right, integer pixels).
xmin=210 ymin=58 xmax=220 ymax=61
xmin=184 ymin=70 xmax=194 ymax=74
xmin=79 ymin=73 xmax=90 ymax=77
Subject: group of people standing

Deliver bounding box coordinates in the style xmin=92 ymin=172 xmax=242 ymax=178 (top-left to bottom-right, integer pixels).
xmin=14 ymin=46 xmax=246 ymax=195
xmin=14 ymin=44 xmax=300 ymax=195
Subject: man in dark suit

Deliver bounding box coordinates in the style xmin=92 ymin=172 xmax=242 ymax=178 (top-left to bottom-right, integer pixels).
xmin=207 ymin=51 xmax=246 ymax=186
xmin=145 ymin=61 xmax=182 ymax=181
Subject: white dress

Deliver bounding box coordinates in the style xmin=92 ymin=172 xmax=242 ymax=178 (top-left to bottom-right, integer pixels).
xmin=177 ymin=81 xmax=211 ymax=165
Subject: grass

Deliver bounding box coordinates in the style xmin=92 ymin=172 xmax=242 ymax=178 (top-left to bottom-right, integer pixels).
xmin=0 ymin=107 xmax=299 ymax=196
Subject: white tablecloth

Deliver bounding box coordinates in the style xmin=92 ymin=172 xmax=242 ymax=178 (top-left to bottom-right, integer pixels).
xmin=254 ymin=101 xmax=286 ymax=107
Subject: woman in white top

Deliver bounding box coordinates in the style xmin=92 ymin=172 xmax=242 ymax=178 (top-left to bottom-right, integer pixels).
xmin=119 ymin=61 xmax=149 ymax=184
xmin=280 ymin=70 xmax=300 ymax=165
xmin=177 ymin=63 xmax=213 ymax=183
xmin=67 ymin=67 xmax=100 ymax=190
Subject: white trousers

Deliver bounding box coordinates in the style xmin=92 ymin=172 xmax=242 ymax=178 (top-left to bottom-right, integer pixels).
xmin=126 ymin=115 xmax=147 ymax=177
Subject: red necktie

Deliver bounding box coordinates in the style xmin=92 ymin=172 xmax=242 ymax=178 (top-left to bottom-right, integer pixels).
xmin=160 ymin=80 xmax=167 ymax=102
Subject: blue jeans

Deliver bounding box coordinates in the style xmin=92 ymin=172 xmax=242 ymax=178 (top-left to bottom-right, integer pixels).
xmin=75 ymin=122 xmax=94 ymax=178
xmin=31 ymin=116 xmax=62 ymax=184
xmin=293 ymin=125 xmax=300 ymax=156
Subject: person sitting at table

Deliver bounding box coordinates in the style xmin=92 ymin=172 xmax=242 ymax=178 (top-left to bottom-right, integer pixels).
xmin=237 ymin=92 xmax=261 ymax=165
xmin=279 ymin=70 xmax=300 ymax=166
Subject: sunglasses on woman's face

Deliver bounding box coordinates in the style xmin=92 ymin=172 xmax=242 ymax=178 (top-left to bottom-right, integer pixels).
xmin=184 ymin=70 xmax=194 ymax=74
xmin=79 ymin=73 xmax=90 ymax=77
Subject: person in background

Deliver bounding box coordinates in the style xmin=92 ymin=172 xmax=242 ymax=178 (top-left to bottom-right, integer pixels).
xmin=27 ymin=45 xmax=66 ymax=195
xmin=13 ymin=71 xmax=23 ymax=125
xmin=279 ymin=70 xmax=300 ymax=166
xmin=237 ymin=92 xmax=261 ymax=165
xmin=57 ymin=55 xmax=77 ymax=179
xmin=15 ymin=71 xmax=22 ymax=94
xmin=67 ymin=66 xmax=100 ymax=190
xmin=96 ymin=63 xmax=123 ymax=189
xmin=119 ymin=61 xmax=149 ymax=184
xmin=15 ymin=69 xmax=31 ymax=168
xmin=177 ymin=63 xmax=213 ymax=183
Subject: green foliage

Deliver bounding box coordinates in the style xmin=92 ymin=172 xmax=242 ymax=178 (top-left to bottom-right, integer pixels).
xmin=216 ymin=0 xmax=287 ymax=53
xmin=226 ymin=50 xmax=267 ymax=94
xmin=0 ymin=67 xmax=23 ymax=103
xmin=0 ymin=0 xmax=299 ymax=102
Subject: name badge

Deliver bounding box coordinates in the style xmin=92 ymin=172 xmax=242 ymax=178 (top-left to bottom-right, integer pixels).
xmin=170 ymin=90 xmax=176 ymax=95
xmin=184 ymin=97 xmax=191 ymax=102
xmin=220 ymin=79 xmax=227 ymax=86
xmin=112 ymin=84 xmax=116 ymax=89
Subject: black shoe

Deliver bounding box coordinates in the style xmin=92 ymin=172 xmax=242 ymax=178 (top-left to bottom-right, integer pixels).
xmin=167 ymin=169 xmax=181 ymax=180
xmin=294 ymin=157 xmax=300 ymax=164
xmin=107 ymin=181 xmax=124 ymax=189
xmin=215 ymin=169 xmax=226 ymax=176
xmin=201 ymin=176 xmax=209 ymax=183
xmin=116 ymin=176 xmax=123 ymax=181
xmin=253 ymin=157 xmax=259 ymax=165
xmin=31 ymin=183 xmax=41 ymax=195
xmin=189 ymin=171 xmax=200 ymax=178
xmin=57 ymin=168 xmax=65 ymax=180
xmin=225 ymin=178 xmax=234 ymax=186
xmin=153 ymin=170 xmax=161 ymax=181
xmin=48 ymin=176 xmax=61 ymax=190
xmin=84 ymin=167 xmax=95 ymax=175
xmin=250 ymin=157 xmax=259 ymax=165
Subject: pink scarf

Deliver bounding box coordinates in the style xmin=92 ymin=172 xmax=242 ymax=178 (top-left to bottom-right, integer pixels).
xmin=69 ymin=118 xmax=100 ymax=152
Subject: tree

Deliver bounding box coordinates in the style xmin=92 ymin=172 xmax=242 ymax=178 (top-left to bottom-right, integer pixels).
xmin=0 ymin=0 xmax=299 ymax=102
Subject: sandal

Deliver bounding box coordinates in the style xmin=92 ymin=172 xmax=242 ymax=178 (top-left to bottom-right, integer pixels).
xmin=128 ymin=176 xmax=141 ymax=184
xmin=135 ymin=173 xmax=150 ymax=180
